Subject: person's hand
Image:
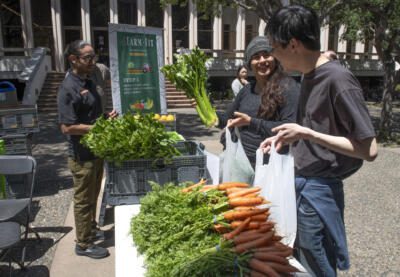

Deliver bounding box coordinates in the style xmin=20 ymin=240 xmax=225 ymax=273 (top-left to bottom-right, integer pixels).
xmin=259 ymin=136 xmax=276 ymax=154
xmin=272 ymin=123 xmax=311 ymax=151
xmin=227 ymin=112 xmax=251 ymax=128
xmin=241 ymin=78 xmax=249 ymax=85
xmin=107 ymin=109 xmax=118 ymax=119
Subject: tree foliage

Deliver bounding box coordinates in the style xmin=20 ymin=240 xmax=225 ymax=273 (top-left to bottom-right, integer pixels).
xmin=161 ymin=0 xmax=400 ymax=140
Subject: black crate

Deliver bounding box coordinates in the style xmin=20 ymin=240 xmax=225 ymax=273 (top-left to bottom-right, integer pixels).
xmin=104 ymin=141 xmax=206 ymax=205
xmin=0 ymin=105 xmax=40 ymax=136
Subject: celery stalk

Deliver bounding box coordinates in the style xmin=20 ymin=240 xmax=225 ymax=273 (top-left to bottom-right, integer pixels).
xmin=161 ymin=47 xmax=218 ymax=128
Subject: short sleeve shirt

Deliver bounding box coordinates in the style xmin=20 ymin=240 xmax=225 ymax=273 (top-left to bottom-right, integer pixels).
xmin=57 ymin=71 xmax=103 ymax=161
xmin=293 ymin=60 xmax=376 ymax=179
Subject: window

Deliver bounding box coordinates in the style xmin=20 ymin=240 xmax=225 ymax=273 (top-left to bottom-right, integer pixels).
xmin=118 ymin=0 xmax=137 ymax=25
xmin=90 ymin=0 xmax=110 ymax=27
xmin=0 ymin=1 xmax=23 ymax=49
xmin=223 ymin=24 xmax=230 ymax=50
xmin=198 ymin=15 xmax=212 ymax=49
xmin=172 ymin=4 xmax=189 ymax=53
xmin=146 ymin=0 xmax=163 ymax=28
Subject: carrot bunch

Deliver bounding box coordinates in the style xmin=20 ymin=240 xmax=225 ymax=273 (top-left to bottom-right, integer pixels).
xmin=179 ymin=181 xmax=299 ymax=276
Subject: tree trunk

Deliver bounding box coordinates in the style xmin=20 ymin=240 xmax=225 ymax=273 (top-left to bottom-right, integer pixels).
xmin=378 ymin=57 xmax=396 ymax=139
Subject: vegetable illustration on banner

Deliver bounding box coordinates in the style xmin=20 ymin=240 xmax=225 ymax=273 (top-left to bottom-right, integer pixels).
xmin=117 ymin=32 xmax=160 ymax=113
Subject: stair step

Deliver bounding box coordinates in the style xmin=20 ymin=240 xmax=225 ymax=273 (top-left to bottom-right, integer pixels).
xmin=167 ymin=103 xmax=195 ymax=108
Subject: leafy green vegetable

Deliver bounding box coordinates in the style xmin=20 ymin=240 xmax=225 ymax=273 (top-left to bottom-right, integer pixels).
xmin=81 ymin=113 xmax=181 ymax=164
xmin=131 ymin=182 xmax=231 ymax=277
xmin=166 ymin=131 xmax=185 ymax=142
xmin=161 ymin=47 xmax=218 ymax=128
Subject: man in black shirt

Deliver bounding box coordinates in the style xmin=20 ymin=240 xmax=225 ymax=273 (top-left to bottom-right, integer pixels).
xmin=261 ymin=5 xmax=377 ymax=276
xmin=58 ymin=40 xmax=117 ymax=259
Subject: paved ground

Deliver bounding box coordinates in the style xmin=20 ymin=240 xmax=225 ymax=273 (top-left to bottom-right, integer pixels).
xmin=1 ymin=101 xmax=399 ymax=276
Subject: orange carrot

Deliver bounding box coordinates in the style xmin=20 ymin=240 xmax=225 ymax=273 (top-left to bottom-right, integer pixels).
xmin=250 ymin=213 xmax=269 ymax=222
xmin=254 ymin=249 xmax=294 ymax=258
xmin=213 ymin=224 xmax=229 ymax=234
xmin=223 ymin=217 xmax=251 ymax=240
xmin=244 ymin=192 xmax=260 ymax=198
xmin=249 ymin=270 xmax=266 ymax=277
xmin=264 ymin=262 xmax=299 ymax=274
xmin=226 ymin=187 xmax=245 ymax=195
xmin=233 ymin=231 xmax=266 ymax=245
xmin=222 ymin=208 xmax=269 ymax=221
xmin=235 ymin=235 xmax=273 ymax=253
xmin=228 ymin=187 xmax=261 ymax=199
xmin=218 ymin=182 xmax=250 ymax=190
xmin=198 ymin=185 xmax=218 ymax=192
xmin=234 ymin=206 xmax=259 ymax=211
xmin=253 ymin=252 xmax=289 ymax=265
xmin=229 ymin=197 xmax=265 ymax=207
xmin=230 ymin=221 xmax=262 ymax=230
xmin=249 ymin=259 xmax=280 ymax=277
xmin=181 ymin=178 xmax=206 ymax=193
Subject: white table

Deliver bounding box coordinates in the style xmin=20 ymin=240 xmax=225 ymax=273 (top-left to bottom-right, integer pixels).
xmin=115 ymin=204 xmax=145 ymax=277
xmin=115 ymin=204 xmax=309 ymax=277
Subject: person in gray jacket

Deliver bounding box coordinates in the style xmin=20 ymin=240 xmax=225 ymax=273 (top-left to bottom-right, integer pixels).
xmin=218 ymin=36 xmax=300 ymax=166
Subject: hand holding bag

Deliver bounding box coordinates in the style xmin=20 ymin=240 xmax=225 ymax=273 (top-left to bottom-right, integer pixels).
xmin=253 ymin=145 xmax=297 ymax=247
xmin=221 ymin=127 xmax=254 ymax=184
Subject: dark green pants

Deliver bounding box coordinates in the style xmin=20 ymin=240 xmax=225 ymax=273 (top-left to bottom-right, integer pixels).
xmin=68 ymin=158 xmax=104 ymax=248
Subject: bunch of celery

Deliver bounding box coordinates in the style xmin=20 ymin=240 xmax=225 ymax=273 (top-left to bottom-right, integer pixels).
xmin=161 ymin=47 xmax=217 ymax=128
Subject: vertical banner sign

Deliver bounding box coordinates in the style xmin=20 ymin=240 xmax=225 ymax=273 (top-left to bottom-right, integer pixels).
xmin=109 ymin=24 xmax=166 ymax=114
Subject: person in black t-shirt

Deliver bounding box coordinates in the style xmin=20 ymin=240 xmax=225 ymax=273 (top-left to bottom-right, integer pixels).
xmin=57 ymin=40 xmax=117 ymax=259
xmin=261 ymin=5 xmax=377 ymax=276
xmin=218 ymin=36 xmax=299 ymax=167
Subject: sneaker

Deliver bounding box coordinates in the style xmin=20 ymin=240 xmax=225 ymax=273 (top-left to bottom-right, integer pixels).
xmin=75 ymin=244 xmax=109 ymax=259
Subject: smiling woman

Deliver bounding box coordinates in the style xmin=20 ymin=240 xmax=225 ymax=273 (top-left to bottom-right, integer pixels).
xmin=217 ymin=36 xmax=300 ymax=167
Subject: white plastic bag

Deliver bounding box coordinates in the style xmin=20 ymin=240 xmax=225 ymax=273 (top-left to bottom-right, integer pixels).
xmin=253 ymin=145 xmax=297 ymax=247
xmin=220 ymin=127 xmax=254 ymax=184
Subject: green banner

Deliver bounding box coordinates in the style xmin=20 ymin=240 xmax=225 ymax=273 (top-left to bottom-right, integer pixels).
xmin=117 ymin=32 xmax=161 ymax=113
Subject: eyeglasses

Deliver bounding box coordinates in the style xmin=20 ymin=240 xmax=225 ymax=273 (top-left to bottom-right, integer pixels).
xmin=78 ymin=54 xmax=98 ymax=63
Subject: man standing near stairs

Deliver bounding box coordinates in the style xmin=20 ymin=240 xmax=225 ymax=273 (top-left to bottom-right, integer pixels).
xmin=57 ymin=40 xmax=117 ymax=259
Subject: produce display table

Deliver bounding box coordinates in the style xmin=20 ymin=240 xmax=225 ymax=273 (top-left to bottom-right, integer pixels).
xmin=114 ymin=204 xmax=310 ymax=277
xmin=115 ymin=204 xmax=145 ymax=277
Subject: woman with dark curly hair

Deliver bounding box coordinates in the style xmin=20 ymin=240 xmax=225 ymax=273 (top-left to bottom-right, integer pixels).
xmin=218 ymin=36 xmax=299 ymax=166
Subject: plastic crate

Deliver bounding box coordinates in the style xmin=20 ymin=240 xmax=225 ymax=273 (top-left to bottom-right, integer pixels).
xmin=104 ymin=141 xmax=206 ymax=205
xmin=2 ymin=134 xmax=32 ymax=155
xmin=0 ymin=105 xmax=40 ymax=136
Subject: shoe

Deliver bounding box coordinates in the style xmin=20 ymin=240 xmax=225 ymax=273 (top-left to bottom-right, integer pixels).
xmin=90 ymin=229 xmax=106 ymax=242
xmin=75 ymin=244 xmax=109 ymax=259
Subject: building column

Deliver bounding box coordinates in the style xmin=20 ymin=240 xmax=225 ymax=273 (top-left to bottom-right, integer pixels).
xmin=163 ymin=4 xmax=173 ymax=65
xmin=235 ymin=7 xmax=245 ymax=57
xmin=188 ymin=0 xmax=197 ymax=49
xmin=258 ymin=20 xmax=266 ymax=36
xmin=51 ymin=0 xmax=65 ymax=72
xmin=110 ymin=0 xmax=118 ymax=23
xmin=320 ymin=23 xmax=329 ymax=52
xmin=212 ymin=5 xmax=222 ymax=57
xmin=20 ymin=0 xmax=35 ymax=51
xmin=336 ymin=25 xmax=347 ymax=56
xmin=137 ymin=0 xmax=145 ymax=26
xmin=81 ymin=0 xmax=91 ymax=43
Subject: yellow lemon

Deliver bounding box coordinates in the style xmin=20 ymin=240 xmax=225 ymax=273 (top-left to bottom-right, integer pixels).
xmin=153 ymin=113 xmax=160 ymax=120
xmin=166 ymin=114 xmax=175 ymax=122
xmin=160 ymin=115 xmax=168 ymax=121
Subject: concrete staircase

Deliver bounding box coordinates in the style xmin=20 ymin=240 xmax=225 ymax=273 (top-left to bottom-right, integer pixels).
xmin=37 ymin=72 xmax=65 ymax=123
xmin=36 ymin=73 xmax=195 ymax=123
xmin=165 ymin=80 xmax=195 ymax=108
